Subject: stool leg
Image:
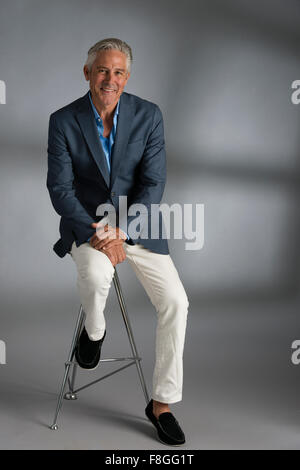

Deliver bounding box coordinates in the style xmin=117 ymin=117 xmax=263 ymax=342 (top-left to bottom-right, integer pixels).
xmin=113 ymin=268 xmax=150 ymax=405
xmin=50 ymin=306 xmax=85 ymax=430
xmin=68 ymin=362 xmax=78 ymax=396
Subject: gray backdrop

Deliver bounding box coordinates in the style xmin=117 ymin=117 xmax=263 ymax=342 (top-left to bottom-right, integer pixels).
xmin=0 ymin=0 xmax=300 ymax=449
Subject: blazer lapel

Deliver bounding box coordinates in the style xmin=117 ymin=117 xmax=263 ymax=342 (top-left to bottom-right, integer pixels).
xmin=110 ymin=92 xmax=134 ymax=190
xmin=75 ymin=92 xmax=110 ymax=188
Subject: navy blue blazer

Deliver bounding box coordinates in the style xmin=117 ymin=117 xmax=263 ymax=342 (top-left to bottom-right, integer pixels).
xmin=47 ymin=91 xmax=169 ymax=258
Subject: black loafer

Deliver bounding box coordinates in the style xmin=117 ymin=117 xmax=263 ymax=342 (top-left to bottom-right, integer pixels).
xmin=145 ymin=399 xmax=186 ymax=446
xmin=75 ymin=327 xmax=106 ymax=370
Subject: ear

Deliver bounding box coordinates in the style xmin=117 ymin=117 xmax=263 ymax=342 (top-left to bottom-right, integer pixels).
xmin=83 ymin=65 xmax=90 ymax=81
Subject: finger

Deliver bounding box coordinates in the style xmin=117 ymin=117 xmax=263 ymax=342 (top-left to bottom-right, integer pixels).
xmin=93 ymin=239 xmax=109 ymax=251
xmin=90 ymin=239 xmax=97 ymax=248
xmin=97 ymin=235 xmax=120 ymax=250
xmin=90 ymin=233 xmax=98 ymax=244
xmin=93 ymin=239 xmax=108 ymax=251
xmin=105 ymin=246 xmax=120 ymax=265
xmin=115 ymin=246 xmax=126 ymax=265
xmin=90 ymin=235 xmax=101 ymax=248
xmin=101 ymin=239 xmax=124 ymax=251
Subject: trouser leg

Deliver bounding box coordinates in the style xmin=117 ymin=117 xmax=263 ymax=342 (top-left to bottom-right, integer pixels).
xmin=70 ymin=241 xmax=115 ymax=341
xmin=124 ymin=243 xmax=189 ymax=404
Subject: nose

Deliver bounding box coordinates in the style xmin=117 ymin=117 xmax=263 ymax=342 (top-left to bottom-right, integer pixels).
xmin=104 ymin=70 xmax=114 ymax=83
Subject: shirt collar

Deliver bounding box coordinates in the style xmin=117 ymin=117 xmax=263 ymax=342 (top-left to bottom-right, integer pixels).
xmin=88 ymin=90 xmax=120 ymax=122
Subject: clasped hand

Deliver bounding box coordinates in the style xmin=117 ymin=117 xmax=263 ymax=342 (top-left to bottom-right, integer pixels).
xmin=89 ymin=222 xmax=127 ymax=267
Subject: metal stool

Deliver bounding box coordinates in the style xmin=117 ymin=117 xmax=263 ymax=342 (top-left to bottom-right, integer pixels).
xmin=50 ymin=267 xmax=150 ymax=430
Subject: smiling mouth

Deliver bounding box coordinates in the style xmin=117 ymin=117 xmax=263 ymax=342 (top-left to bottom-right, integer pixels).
xmin=101 ymin=87 xmax=116 ymax=93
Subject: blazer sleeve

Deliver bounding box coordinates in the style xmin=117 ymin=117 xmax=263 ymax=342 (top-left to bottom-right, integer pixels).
xmin=46 ymin=113 xmax=95 ymax=243
xmin=118 ymin=104 xmax=167 ymax=236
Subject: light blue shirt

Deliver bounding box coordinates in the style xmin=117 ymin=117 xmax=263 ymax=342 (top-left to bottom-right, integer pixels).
xmin=87 ymin=91 xmax=128 ymax=242
xmin=88 ymin=91 xmax=119 ymax=173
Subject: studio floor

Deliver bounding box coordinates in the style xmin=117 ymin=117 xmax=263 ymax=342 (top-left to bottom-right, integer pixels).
xmin=0 ymin=290 xmax=300 ymax=450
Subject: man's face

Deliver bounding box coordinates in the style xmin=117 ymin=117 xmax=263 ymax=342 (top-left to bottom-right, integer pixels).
xmin=84 ymin=49 xmax=130 ymax=109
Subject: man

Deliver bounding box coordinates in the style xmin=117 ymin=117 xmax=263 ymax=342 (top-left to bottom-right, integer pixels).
xmin=47 ymin=38 xmax=189 ymax=446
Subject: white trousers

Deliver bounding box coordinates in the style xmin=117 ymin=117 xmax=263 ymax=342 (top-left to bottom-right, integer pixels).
xmin=70 ymin=241 xmax=189 ymax=404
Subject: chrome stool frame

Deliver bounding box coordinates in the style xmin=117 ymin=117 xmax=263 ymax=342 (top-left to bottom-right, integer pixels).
xmin=50 ymin=267 xmax=150 ymax=430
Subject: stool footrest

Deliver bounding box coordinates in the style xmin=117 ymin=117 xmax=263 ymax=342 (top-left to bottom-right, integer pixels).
xmin=71 ymin=360 xmax=137 ymax=394
xmin=100 ymin=357 xmax=142 ymax=363
xmin=65 ymin=357 xmax=141 ymax=367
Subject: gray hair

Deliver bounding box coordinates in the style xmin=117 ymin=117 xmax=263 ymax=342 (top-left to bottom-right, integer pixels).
xmin=85 ymin=38 xmax=133 ymax=74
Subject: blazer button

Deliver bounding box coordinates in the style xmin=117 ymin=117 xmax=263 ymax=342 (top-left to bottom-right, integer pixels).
xmin=111 ymin=192 xmax=116 ymax=197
